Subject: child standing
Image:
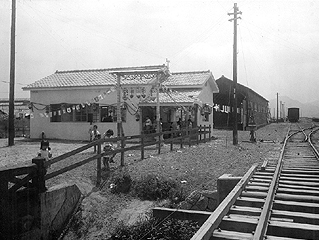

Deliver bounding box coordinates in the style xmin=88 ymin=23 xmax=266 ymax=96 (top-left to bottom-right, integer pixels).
xmin=103 ymin=129 xmax=116 ymax=167
xmin=91 ymin=125 xmax=101 ymax=152
xmin=37 ymin=140 xmax=52 ymax=168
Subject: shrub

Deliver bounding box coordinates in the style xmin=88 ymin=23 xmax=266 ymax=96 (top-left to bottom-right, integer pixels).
xmin=132 ymin=174 xmax=179 ymax=201
xmin=108 ymin=216 xmax=200 ymax=240
xmin=110 ymin=172 xmax=132 ymax=194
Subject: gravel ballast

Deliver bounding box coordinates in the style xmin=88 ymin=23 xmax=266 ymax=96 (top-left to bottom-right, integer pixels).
xmin=0 ymin=122 xmax=290 ymax=239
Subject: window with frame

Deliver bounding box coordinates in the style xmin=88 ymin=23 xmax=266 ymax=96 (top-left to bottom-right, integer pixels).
xmin=50 ymin=104 xmax=61 ymax=122
xmin=100 ymin=105 xmax=126 ymax=122
xmin=75 ymin=104 xmax=88 ymax=122
xmin=50 ymin=103 xmax=99 ymax=122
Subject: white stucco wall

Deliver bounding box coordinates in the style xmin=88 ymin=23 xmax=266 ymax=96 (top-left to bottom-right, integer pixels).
xmin=197 ymin=83 xmax=214 ymax=128
xmin=29 ymin=87 xmax=142 ymax=140
xmin=28 ymin=80 xmax=217 ymax=140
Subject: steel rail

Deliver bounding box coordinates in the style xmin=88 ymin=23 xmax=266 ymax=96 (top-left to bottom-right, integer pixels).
xmin=254 ymin=124 xmax=319 ymax=239
xmin=252 ymin=124 xmax=293 ymax=239
xmin=308 ymin=127 xmax=319 ymax=158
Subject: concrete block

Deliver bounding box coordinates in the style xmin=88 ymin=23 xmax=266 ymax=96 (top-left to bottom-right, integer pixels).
xmin=40 ymin=183 xmax=82 ymax=239
xmin=196 ymin=195 xmax=208 ymax=211
xmin=217 ymin=174 xmax=241 ymax=204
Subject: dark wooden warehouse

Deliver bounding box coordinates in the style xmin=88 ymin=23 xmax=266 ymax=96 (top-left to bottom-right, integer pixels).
xmin=213 ymin=75 xmax=269 ymax=130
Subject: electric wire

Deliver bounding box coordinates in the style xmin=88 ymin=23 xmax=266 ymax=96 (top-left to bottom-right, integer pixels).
xmin=242 ymin=20 xmax=319 ymax=62
xmin=22 ymin=1 xmax=165 ymax=61
xmin=20 ymin=2 xmax=91 ymax=69
xmin=238 ymin=25 xmax=249 ymax=86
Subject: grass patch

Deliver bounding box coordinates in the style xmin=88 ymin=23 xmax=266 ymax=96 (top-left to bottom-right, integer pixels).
xmin=108 ymin=216 xmax=200 ymax=240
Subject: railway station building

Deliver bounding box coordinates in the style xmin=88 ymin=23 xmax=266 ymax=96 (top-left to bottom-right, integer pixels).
xmin=213 ymin=75 xmax=269 ymax=130
xmin=22 ymin=65 xmax=219 ymax=141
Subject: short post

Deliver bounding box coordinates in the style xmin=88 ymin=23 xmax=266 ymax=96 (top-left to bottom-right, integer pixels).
xmin=204 ymin=125 xmax=207 ymax=142
xmin=180 ymin=129 xmax=183 ymax=149
xmin=96 ymin=142 xmax=102 ymax=186
xmin=0 ymin=176 xmax=8 ymax=193
xmin=170 ymin=130 xmax=174 ymax=151
xmin=196 ymin=127 xmax=199 ymax=145
xmin=209 ymin=124 xmax=211 ymax=140
xmin=32 ymin=157 xmax=47 ymax=193
xmin=141 ymin=134 xmax=145 ymax=160
xmin=120 ymin=136 xmax=125 ymax=166
xmin=199 ymin=125 xmax=202 ymax=142
xmin=189 ymin=128 xmax=192 ymax=147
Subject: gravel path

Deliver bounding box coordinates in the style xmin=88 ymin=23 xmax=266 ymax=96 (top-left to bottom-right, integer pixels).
xmin=0 ymin=122 xmax=290 ymax=239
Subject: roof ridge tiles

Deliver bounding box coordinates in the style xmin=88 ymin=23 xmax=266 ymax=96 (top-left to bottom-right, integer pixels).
xmin=171 ymin=70 xmax=210 ymax=75
xmin=55 ymin=64 xmax=166 ymax=74
xmin=55 ymin=69 xmax=109 ymax=74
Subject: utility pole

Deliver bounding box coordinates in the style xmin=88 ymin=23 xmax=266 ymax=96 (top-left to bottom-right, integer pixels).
xmin=156 ymin=74 xmax=160 ymax=134
xmin=116 ymin=74 xmax=121 ymax=146
xmin=228 ymin=3 xmax=242 ymax=145
xmin=276 ymin=93 xmax=279 ymax=123
xmin=8 ymin=0 xmax=16 ymax=146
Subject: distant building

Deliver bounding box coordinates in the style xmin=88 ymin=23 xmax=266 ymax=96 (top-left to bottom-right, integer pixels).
xmin=0 ymin=98 xmax=30 ymax=118
xmin=23 ymin=65 xmax=219 ymax=140
xmin=213 ymin=75 xmax=269 ymax=130
xmin=0 ymin=99 xmax=30 ymax=138
xmin=0 ymin=109 xmax=7 ymax=120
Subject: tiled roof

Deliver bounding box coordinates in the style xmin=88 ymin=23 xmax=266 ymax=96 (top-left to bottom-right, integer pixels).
xmin=23 ymin=68 xmax=211 ymax=90
xmin=141 ymin=90 xmax=201 ymax=105
xmin=23 ymin=69 xmax=116 ymax=89
xmin=163 ymin=70 xmax=211 ymax=86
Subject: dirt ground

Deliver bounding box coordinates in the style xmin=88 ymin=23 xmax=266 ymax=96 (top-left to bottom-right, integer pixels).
xmin=0 ymin=122 xmax=290 ymax=239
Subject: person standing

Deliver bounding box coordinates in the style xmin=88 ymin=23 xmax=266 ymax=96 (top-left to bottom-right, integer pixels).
xmin=91 ymin=125 xmax=101 ymax=153
xmin=102 ymin=129 xmax=116 ymax=167
xmin=145 ymin=116 xmax=152 ymax=134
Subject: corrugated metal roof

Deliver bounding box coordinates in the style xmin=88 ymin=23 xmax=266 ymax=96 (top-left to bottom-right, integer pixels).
xmin=23 ymin=68 xmax=212 ymax=90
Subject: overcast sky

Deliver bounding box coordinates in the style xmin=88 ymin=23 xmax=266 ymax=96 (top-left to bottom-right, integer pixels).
xmin=1 ymin=0 xmax=319 ymax=103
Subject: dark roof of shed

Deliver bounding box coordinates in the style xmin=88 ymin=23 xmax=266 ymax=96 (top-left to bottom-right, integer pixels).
xmin=215 ymin=75 xmax=268 ymax=103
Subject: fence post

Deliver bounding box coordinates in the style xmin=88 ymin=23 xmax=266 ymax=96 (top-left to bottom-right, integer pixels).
xmin=180 ymin=129 xmax=183 ymax=149
xmin=158 ymin=134 xmax=161 ymax=155
xmin=204 ymin=125 xmax=207 ymax=142
xmin=32 ymin=157 xmax=47 ymax=193
xmin=209 ymin=124 xmax=211 ymax=140
xmin=199 ymin=125 xmax=202 ymax=143
xmin=170 ymin=130 xmax=173 ymax=151
xmin=120 ymin=136 xmax=125 ymax=166
xmin=96 ymin=142 xmax=101 ymax=186
xmin=196 ymin=127 xmax=199 ymax=145
xmin=141 ymin=134 xmax=145 ymax=160
xmin=0 ymin=176 xmax=8 ymax=193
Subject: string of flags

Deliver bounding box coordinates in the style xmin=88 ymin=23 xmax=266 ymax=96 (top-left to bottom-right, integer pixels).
xmin=27 ymin=81 xmax=215 ymax=119
xmin=28 ymin=86 xmax=117 ymax=119
xmin=160 ymin=83 xmax=214 ymax=114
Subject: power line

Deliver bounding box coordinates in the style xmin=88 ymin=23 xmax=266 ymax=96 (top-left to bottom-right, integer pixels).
xmin=1 ymin=80 xmax=27 ymax=86
xmin=20 ymin=2 xmax=91 ymax=69
xmin=241 ymin=20 xmax=319 ymax=62
xmin=22 ymin=1 xmax=165 ymax=61
xmin=238 ymin=25 xmax=249 ymax=87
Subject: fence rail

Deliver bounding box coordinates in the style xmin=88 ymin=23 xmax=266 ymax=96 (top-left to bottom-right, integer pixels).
xmin=0 ymin=125 xmax=212 ymax=194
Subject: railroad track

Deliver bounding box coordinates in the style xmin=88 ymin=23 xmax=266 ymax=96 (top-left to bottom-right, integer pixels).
xmin=192 ymin=123 xmax=319 ymax=240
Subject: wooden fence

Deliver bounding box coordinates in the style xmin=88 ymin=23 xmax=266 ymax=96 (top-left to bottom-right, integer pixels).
xmin=0 ymin=125 xmax=212 ymax=195
xmin=0 ymin=125 xmax=211 ymax=236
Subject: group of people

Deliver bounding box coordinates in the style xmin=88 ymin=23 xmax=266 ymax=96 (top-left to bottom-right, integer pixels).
xmin=90 ymin=125 xmax=116 ymax=167
xmin=144 ymin=116 xmax=163 ymax=134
